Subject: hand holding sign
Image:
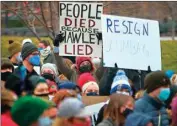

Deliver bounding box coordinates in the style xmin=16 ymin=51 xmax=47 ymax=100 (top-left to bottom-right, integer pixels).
xmin=53 ymin=32 xmax=65 ymax=47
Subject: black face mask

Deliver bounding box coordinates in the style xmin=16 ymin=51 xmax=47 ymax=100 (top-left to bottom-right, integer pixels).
xmin=1 ymin=72 xmax=12 ymax=81
xmin=79 ymin=65 xmax=92 ymax=73
xmin=41 ymin=73 xmax=55 ymax=82
xmin=86 ymin=92 xmax=99 ymax=96
xmin=122 ymin=108 xmax=133 ymax=117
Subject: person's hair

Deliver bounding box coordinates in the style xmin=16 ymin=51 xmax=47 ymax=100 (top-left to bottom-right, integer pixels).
xmin=104 ymin=94 xmax=134 ymax=125
xmin=135 ymin=90 xmax=144 ymax=100
xmin=40 ymin=40 xmax=50 ymax=47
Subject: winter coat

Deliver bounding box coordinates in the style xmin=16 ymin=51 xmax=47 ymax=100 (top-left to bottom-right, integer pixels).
xmin=97 ymin=118 xmax=116 ymax=126
xmin=96 ymin=104 xmax=107 ymax=125
xmin=125 ymin=112 xmax=153 ymax=126
xmin=1 ymin=111 xmax=18 ymax=126
xmin=54 ymin=55 xmax=103 ymax=84
xmin=43 ymin=52 xmax=57 ymax=65
xmin=135 ymin=93 xmax=170 ymax=126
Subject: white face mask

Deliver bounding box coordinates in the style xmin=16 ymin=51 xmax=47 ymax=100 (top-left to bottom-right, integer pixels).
xmin=116 ymin=91 xmax=130 ymax=96
xmin=48 ymin=95 xmax=54 ymax=101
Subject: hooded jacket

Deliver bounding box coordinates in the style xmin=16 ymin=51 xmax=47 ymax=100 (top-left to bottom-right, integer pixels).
xmin=54 ymin=55 xmax=103 ymax=84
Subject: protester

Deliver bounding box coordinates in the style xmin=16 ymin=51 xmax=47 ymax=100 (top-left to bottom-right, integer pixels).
xmin=171 ymin=96 xmax=177 ymax=126
xmin=125 ymin=112 xmax=153 ymax=126
xmin=53 ymin=98 xmax=91 ymax=126
xmin=41 ymin=63 xmax=60 ymax=85
xmin=11 ymin=95 xmax=49 ymax=126
xmin=110 ymin=70 xmax=132 ymax=95
xmin=1 ymin=58 xmax=14 ymax=89
xmin=8 ymin=40 xmax=22 ymax=65
xmin=135 ymin=71 xmax=171 ymax=126
xmin=97 ymin=94 xmax=134 ymax=126
xmin=53 ymin=33 xmax=103 ymax=84
xmin=166 ymin=70 xmax=175 ymax=79
xmin=165 ymin=84 xmax=177 ymax=108
xmin=38 ymin=40 xmax=56 ymax=65
xmin=1 ymin=89 xmax=18 ymax=126
xmin=52 ymin=89 xmax=77 ymax=105
xmin=27 ymin=75 xmax=49 ymax=100
xmin=21 ymin=42 xmax=40 ymax=91
xmin=78 ymin=72 xmax=99 ymax=96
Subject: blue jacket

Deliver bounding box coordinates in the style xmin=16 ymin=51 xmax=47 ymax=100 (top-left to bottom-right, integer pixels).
xmin=134 ymin=94 xmax=170 ymax=126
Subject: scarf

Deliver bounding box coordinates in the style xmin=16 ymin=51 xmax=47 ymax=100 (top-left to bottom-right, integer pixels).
xmin=40 ymin=46 xmax=51 ymax=64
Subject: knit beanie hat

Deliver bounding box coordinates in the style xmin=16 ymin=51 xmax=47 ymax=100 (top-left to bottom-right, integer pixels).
xmin=75 ymin=57 xmax=94 ymax=72
xmin=58 ymin=81 xmax=77 ymax=90
xmin=110 ymin=70 xmax=131 ymax=94
xmin=144 ymin=71 xmax=171 ymax=93
xmin=26 ymin=75 xmax=46 ymax=93
xmin=166 ymin=70 xmax=174 ymax=79
xmin=11 ymin=96 xmax=49 ymax=126
xmin=8 ymin=40 xmax=22 ymax=57
xmin=77 ymin=72 xmax=99 ymax=93
xmin=22 ymin=38 xmax=32 ymax=46
xmin=21 ymin=42 xmax=38 ymax=60
xmin=5 ymin=73 xmax=22 ymax=96
xmin=41 ymin=63 xmax=59 ymax=76
xmin=1 ymin=58 xmax=14 ymax=71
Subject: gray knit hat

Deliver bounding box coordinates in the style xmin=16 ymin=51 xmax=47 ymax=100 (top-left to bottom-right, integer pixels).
xmin=21 ymin=42 xmax=38 ymax=60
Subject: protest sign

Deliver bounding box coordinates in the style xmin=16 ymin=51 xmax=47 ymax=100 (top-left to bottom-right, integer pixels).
xmin=101 ymin=14 xmax=161 ymax=71
xmin=59 ymin=2 xmax=103 ymax=57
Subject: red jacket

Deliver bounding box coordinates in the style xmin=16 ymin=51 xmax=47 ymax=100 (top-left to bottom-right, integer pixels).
xmin=1 ymin=111 xmax=18 ymax=126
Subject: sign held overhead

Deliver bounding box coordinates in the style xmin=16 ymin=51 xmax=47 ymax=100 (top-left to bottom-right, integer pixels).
xmin=101 ymin=14 xmax=161 ymax=71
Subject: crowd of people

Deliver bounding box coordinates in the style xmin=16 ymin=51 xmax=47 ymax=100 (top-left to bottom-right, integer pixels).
xmin=1 ymin=33 xmax=177 ymax=126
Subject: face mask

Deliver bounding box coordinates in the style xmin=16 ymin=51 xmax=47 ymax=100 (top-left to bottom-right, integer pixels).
xmin=29 ymin=55 xmax=40 ymax=66
xmin=1 ymin=72 xmax=12 ymax=81
xmin=42 ymin=73 xmax=55 ymax=81
xmin=16 ymin=53 xmax=22 ymax=64
xmin=117 ymin=91 xmax=130 ymax=96
xmin=158 ymin=88 xmax=170 ymax=102
xmin=79 ymin=65 xmax=91 ymax=73
xmin=77 ymin=94 xmax=82 ymax=101
xmin=38 ymin=48 xmax=43 ymax=52
xmin=86 ymin=92 xmax=98 ymax=96
xmin=122 ymin=108 xmax=133 ymax=117
xmin=38 ymin=117 xmax=52 ymax=126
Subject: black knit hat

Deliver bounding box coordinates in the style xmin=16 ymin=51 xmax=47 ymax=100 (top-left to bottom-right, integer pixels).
xmin=144 ymin=71 xmax=171 ymax=93
xmin=21 ymin=42 xmax=38 ymax=60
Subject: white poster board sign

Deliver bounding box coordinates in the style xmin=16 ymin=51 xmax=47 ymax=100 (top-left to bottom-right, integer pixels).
xmin=101 ymin=14 xmax=161 ymax=71
xmin=59 ymin=2 xmax=103 ymax=57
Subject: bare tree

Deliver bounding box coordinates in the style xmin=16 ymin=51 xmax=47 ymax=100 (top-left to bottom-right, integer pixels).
xmin=1 ymin=1 xmax=60 ymax=41
xmin=167 ymin=2 xmax=177 ymax=40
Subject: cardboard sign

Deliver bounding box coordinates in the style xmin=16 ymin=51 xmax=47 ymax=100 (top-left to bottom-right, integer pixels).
xmin=101 ymin=14 xmax=161 ymax=71
xmin=82 ymin=96 xmax=108 ymax=106
xmin=59 ymin=2 xmax=103 ymax=57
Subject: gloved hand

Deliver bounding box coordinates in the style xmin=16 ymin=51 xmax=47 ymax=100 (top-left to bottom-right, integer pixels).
xmin=53 ymin=32 xmax=65 ymax=47
xmin=96 ymin=32 xmax=102 ymax=41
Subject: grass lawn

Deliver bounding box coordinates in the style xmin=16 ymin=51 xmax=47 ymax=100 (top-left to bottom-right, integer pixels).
xmin=1 ymin=36 xmax=177 ymax=72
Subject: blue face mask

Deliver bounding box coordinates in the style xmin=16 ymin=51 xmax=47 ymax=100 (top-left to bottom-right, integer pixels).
xmin=158 ymin=88 xmax=170 ymax=102
xmin=16 ymin=53 xmax=22 ymax=64
xmin=86 ymin=92 xmax=98 ymax=96
xmin=38 ymin=117 xmax=52 ymax=126
xmin=38 ymin=48 xmax=43 ymax=52
xmin=29 ymin=55 xmax=40 ymax=66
